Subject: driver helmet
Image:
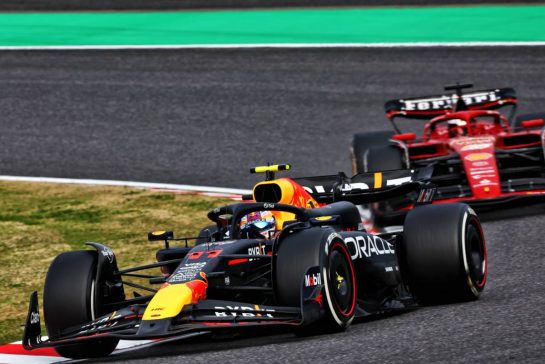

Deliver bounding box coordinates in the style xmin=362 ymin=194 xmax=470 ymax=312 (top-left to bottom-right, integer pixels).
xmin=448 ymin=118 xmax=468 ymax=136
xmin=240 ymin=210 xmax=276 ymax=239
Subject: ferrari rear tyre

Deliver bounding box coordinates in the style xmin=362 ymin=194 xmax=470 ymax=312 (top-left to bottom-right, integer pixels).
xmin=365 ymin=144 xmax=406 ymax=227
xmin=402 ymin=203 xmax=487 ymax=304
xmin=275 ymin=228 xmax=356 ymax=333
xmin=43 ymin=250 xmax=118 ymax=358
xmin=351 ymin=130 xmax=394 ymax=174
xmin=365 ymin=145 xmax=404 ymax=172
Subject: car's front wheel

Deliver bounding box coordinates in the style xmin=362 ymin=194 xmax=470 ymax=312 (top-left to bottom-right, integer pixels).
xmin=43 ymin=250 xmax=119 ymax=358
xmin=275 ymin=227 xmax=356 ymax=333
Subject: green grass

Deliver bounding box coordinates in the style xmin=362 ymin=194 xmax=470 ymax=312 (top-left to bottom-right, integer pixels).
xmin=0 ymin=181 xmax=232 ymax=344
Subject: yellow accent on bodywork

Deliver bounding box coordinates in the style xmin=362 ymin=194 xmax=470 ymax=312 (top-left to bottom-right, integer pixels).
xmin=152 ymin=230 xmax=166 ymax=235
xmin=142 ymin=284 xmax=193 ymax=320
xmin=374 ymin=172 xmax=383 ymax=189
xmin=252 ymin=164 xmax=290 ymax=173
xmin=315 ymin=215 xmax=333 ymax=221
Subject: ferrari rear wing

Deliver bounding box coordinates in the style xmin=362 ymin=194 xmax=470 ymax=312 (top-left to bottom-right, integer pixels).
xmin=385 ymin=87 xmax=517 ymax=120
xmin=292 ymin=168 xmax=436 ymax=205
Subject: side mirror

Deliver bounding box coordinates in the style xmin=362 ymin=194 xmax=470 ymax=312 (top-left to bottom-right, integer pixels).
xmin=148 ymin=230 xmax=174 ymax=241
xmin=392 ymin=133 xmax=417 ymax=142
xmin=521 ymin=119 xmax=545 ymax=129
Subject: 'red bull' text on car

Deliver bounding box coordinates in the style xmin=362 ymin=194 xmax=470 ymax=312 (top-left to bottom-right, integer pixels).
xmin=22 ymin=166 xmax=487 ymax=359
xmin=351 ymin=83 xmax=545 ymax=225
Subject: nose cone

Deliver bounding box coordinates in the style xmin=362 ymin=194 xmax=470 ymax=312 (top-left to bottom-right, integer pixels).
xmin=142 ymin=279 xmax=207 ymax=321
xmin=142 ymin=284 xmax=193 ymax=321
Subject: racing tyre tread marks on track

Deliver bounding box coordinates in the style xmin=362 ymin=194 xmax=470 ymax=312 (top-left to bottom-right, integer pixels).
xmin=275 ymin=227 xmax=356 ymax=334
xmin=401 ymin=203 xmax=487 ymax=304
xmin=43 ymin=250 xmax=119 ymax=358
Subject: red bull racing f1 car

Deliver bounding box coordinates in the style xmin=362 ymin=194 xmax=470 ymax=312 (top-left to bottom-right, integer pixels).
xmin=351 ymin=83 xmax=545 ymax=224
xmin=23 ymin=165 xmax=487 ymax=359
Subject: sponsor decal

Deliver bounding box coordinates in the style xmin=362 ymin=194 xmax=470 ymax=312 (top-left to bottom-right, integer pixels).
xmin=30 ymin=311 xmax=40 ymax=325
xmin=469 ymin=167 xmax=495 ymax=174
xmin=401 ymin=92 xmax=500 ymax=111
xmin=263 ymin=203 xmax=275 ymax=209
xmin=248 ymin=244 xmax=266 ymax=256
xmin=477 ymin=179 xmax=498 ymax=186
xmin=344 ymin=235 xmax=395 ymax=260
xmin=417 ymin=186 xmax=436 ymax=203
xmin=461 ymin=143 xmax=494 ymax=151
xmin=472 ymin=175 xmax=496 ymax=180
xmin=465 ymin=153 xmax=493 ymax=162
xmin=209 ymin=240 xmax=236 ymax=246
xmin=386 ymin=176 xmax=412 ymax=186
xmin=304 ymin=272 xmax=322 ymax=287
xmin=169 ymin=262 xmax=207 ymax=283
xmin=214 ymin=305 xmax=275 ymax=318
xmin=100 ymin=246 xmax=115 ymax=263
xmin=449 ymin=136 xmax=495 ymax=147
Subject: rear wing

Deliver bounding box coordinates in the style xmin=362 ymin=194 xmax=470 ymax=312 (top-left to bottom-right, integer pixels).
xmin=292 ymin=168 xmax=435 ymax=205
xmin=385 ymin=87 xmax=517 ymax=120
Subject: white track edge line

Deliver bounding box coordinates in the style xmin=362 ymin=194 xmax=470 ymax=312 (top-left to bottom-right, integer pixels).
xmin=1 ymin=41 xmax=545 ymax=50
xmin=0 ymin=175 xmax=252 ymax=195
xmin=0 ymin=354 xmax=68 ymax=364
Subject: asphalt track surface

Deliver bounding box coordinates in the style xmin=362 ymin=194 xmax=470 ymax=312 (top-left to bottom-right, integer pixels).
xmin=1 ymin=47 xmax=545 ymax=362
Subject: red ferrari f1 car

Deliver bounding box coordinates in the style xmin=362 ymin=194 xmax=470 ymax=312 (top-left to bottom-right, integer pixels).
xmin=351 ymin=84 xmax=545 ymax=225
xmin=22 ymin=165 xmax=486 ymax=359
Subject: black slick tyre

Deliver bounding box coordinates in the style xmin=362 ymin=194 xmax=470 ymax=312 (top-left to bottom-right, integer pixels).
xmin=43 ymin=250 xmax=118 ymax=358
xmin=365 ymin=145 xmax=404 ymax=172
xmin=275 ymin=228 xmax=356 ymax=333
xmin=401 ymin=203 xmax=487 ymax=304
xmin=351 ymin=130 xmax=394 ymax=174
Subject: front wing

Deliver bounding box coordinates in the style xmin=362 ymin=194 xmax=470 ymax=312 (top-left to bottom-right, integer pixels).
xmin=23 ymin=269 xmax=326 ymax=351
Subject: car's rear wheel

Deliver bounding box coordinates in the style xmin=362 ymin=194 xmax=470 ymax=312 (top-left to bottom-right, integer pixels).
xmin=351 ymin=130 xmax=394 ymax=174
xmin=365 ymin=145 xmax=405 ymax=172
xmin=43 ymin=250 xmax=119 ymax=358
xmin=275 ymin=228 xmax=356 ymax=333
xmin=401 ymin=203 xmax=487 ymax=304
